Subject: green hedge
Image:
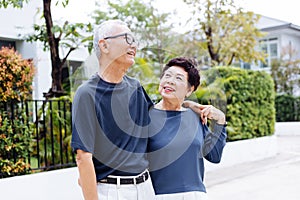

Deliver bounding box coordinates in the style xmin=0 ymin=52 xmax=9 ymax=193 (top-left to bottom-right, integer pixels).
xmin=275 ymin=94 xmax=300 ymax=122
xmin=195 ymin=66 xmax=276 ymax=141
xmin=0 ymin=109 xmax=34 ymax=178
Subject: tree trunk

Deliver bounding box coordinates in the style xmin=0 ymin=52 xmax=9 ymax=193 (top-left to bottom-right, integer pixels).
xmin=43 ymin=0 xmax=65 ymax=98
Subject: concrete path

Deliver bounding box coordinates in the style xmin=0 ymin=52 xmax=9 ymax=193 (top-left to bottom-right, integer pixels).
xmin=205 ymin=135 xmax=300 ymax=200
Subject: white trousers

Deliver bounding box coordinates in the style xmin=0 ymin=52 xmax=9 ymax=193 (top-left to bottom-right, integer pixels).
xmin=97 ymin=173 xmax=155 ymax=200
xmin=155 ymin=191 xmax=208 ymax=200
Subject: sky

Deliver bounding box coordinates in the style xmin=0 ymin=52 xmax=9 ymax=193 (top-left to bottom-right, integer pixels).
xmin=52 ymin=0 xmax=300 ymax=26
xmin=155 ymin=0 xmax=300 ymax=26
xmin=236 ymin=0 xmax=300 ymax=25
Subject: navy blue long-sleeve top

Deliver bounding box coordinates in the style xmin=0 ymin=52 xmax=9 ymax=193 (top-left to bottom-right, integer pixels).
xmin=147 ymin=108 xmax=227 ymax=194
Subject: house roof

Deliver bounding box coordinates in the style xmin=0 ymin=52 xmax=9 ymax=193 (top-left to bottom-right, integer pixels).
xmin=261 ymin=23 xmax=300 ymax=32
xmin=257 ymin=15 xmax=300 ymax=36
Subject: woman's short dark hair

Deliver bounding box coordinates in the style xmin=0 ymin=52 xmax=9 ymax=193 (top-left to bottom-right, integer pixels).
xmin=161 ymin=57 xmax=200 ymax=91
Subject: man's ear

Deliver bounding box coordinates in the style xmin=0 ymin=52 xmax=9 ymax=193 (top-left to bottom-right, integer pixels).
xmin=186 ymin=86 xmax=195 ymax=98
xmin=99 ymin=39 xmax=109 ymax=53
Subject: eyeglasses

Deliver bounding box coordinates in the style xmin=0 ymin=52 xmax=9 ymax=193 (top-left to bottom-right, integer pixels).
xmin=104 ymin=33 xmax=137 ymax=45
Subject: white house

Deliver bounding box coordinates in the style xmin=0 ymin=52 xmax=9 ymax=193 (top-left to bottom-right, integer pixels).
xmin=1 ymin=2 xmax=300 ymax=99
xmin=0 ymin=1 xmax=90 ymax=100
xmin=243 ymin=15 xmax=300 ymax=72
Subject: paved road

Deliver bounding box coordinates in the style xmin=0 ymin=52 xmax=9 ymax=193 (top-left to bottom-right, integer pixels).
xmin=205 ymin=135 xmax=300 ymax=200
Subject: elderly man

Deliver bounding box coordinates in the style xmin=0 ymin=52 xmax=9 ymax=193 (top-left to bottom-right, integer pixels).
xmin=71 ymin=19 xmax=155 ymax=200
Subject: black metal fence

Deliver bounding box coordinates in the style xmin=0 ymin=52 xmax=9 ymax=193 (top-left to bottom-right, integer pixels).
xmin=0 ymin=99 xmax=76 ymax=176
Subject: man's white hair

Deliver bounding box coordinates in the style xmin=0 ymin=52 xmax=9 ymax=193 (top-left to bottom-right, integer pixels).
xmin=93 ymin=19 xmax=128 ymax=59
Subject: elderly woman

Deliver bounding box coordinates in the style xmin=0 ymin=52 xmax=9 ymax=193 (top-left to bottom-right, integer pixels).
xmin=148 ymin=57 xmax=227 ymax=200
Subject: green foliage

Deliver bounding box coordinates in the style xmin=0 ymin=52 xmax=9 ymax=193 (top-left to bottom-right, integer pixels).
xmin=126 ymin=57 xmax=161 ymax=101
xmin=0 ymin=0 xmax=29 ymax=8
xmin=0 ymin=110 xmax=34 ymax=178
xmin=275 ymin=95 xmax=300 ymax=122
xmin=183 ymin=0 xmax=266 ymax=67
xmin=0 ymin=47 xmax=35 ymax=102
xmin=32 ymin=96 xmax=73 ymax=170
xmin=196 ymin=66 xmax=276 ymax=141
xmin=27 ymin=21 xmax=93 ymax=53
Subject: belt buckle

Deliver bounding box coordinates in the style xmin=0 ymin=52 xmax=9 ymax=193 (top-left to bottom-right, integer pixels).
xmin=138 ymin=171 xmax=147 ymax=183
xmin=142 ymin=173 xmax=146 ymax=182
xmin=100 ymin=178 xmax=108 ymax=183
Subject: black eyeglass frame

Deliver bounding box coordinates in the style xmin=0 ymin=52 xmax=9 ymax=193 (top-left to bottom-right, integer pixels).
xmin=103 ymin=33 xmax=136 ymax=45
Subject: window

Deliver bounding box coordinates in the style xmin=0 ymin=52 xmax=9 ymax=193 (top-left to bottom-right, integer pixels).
xmin=242 ymin=62 xmax=251 ymax=69
xmin=259 ymin=38 xmax=279 ymax=68
xmin=231 ymin=59 xmax=251 ymax=70
xmin=0 ymin=40 xmax=16 ymax=49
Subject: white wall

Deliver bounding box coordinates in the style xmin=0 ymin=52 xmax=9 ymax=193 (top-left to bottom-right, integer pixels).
xmin=205 ymin=135 xmax=278 ymax=172
xmin=0 ymin=1 xmax=41 ymax=39
xmin=0 ymin=168 xmax=83 ymax=200
xmin=33 ymin=43 xmax=52 ymax=99
xmin=205 ymin=122 xmax=300 ymax=172
xmin=280 ymin=33 xmax=300 ymax=55
xmin=275 ymin=122 xmax=300 ymax=136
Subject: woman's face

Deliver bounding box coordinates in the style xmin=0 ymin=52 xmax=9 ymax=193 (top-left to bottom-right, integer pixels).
xmin=159 ymin=66 xmax=191 ymax=103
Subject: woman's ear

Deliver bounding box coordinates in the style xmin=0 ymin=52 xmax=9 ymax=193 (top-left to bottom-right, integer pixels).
xmin=185 ymin=86 xmax=195 ymax=98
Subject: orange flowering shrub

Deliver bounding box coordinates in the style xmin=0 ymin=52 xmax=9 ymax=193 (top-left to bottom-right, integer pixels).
xmin=0 ymin=47 xmax=35 ymax=101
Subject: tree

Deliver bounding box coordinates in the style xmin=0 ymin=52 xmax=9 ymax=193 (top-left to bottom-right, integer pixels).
xmin=271 ymin=44 xmax=300 ymax=96
xmin=183 ymin=0 xmax=266 ymax=67
xmin=0 ymin=0 xmax=93 ymax=98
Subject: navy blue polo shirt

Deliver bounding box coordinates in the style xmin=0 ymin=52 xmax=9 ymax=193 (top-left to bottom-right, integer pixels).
xmin=71 ymin=74 xmax=153 ymax=181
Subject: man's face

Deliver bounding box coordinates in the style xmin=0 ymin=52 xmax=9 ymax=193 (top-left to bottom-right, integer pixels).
xmin=104 ymin=25 xmax=137 ymax=69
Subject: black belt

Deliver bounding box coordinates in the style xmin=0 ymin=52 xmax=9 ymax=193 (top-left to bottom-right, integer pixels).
xmin=98 ymin=171 xmax=149 ymax=185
